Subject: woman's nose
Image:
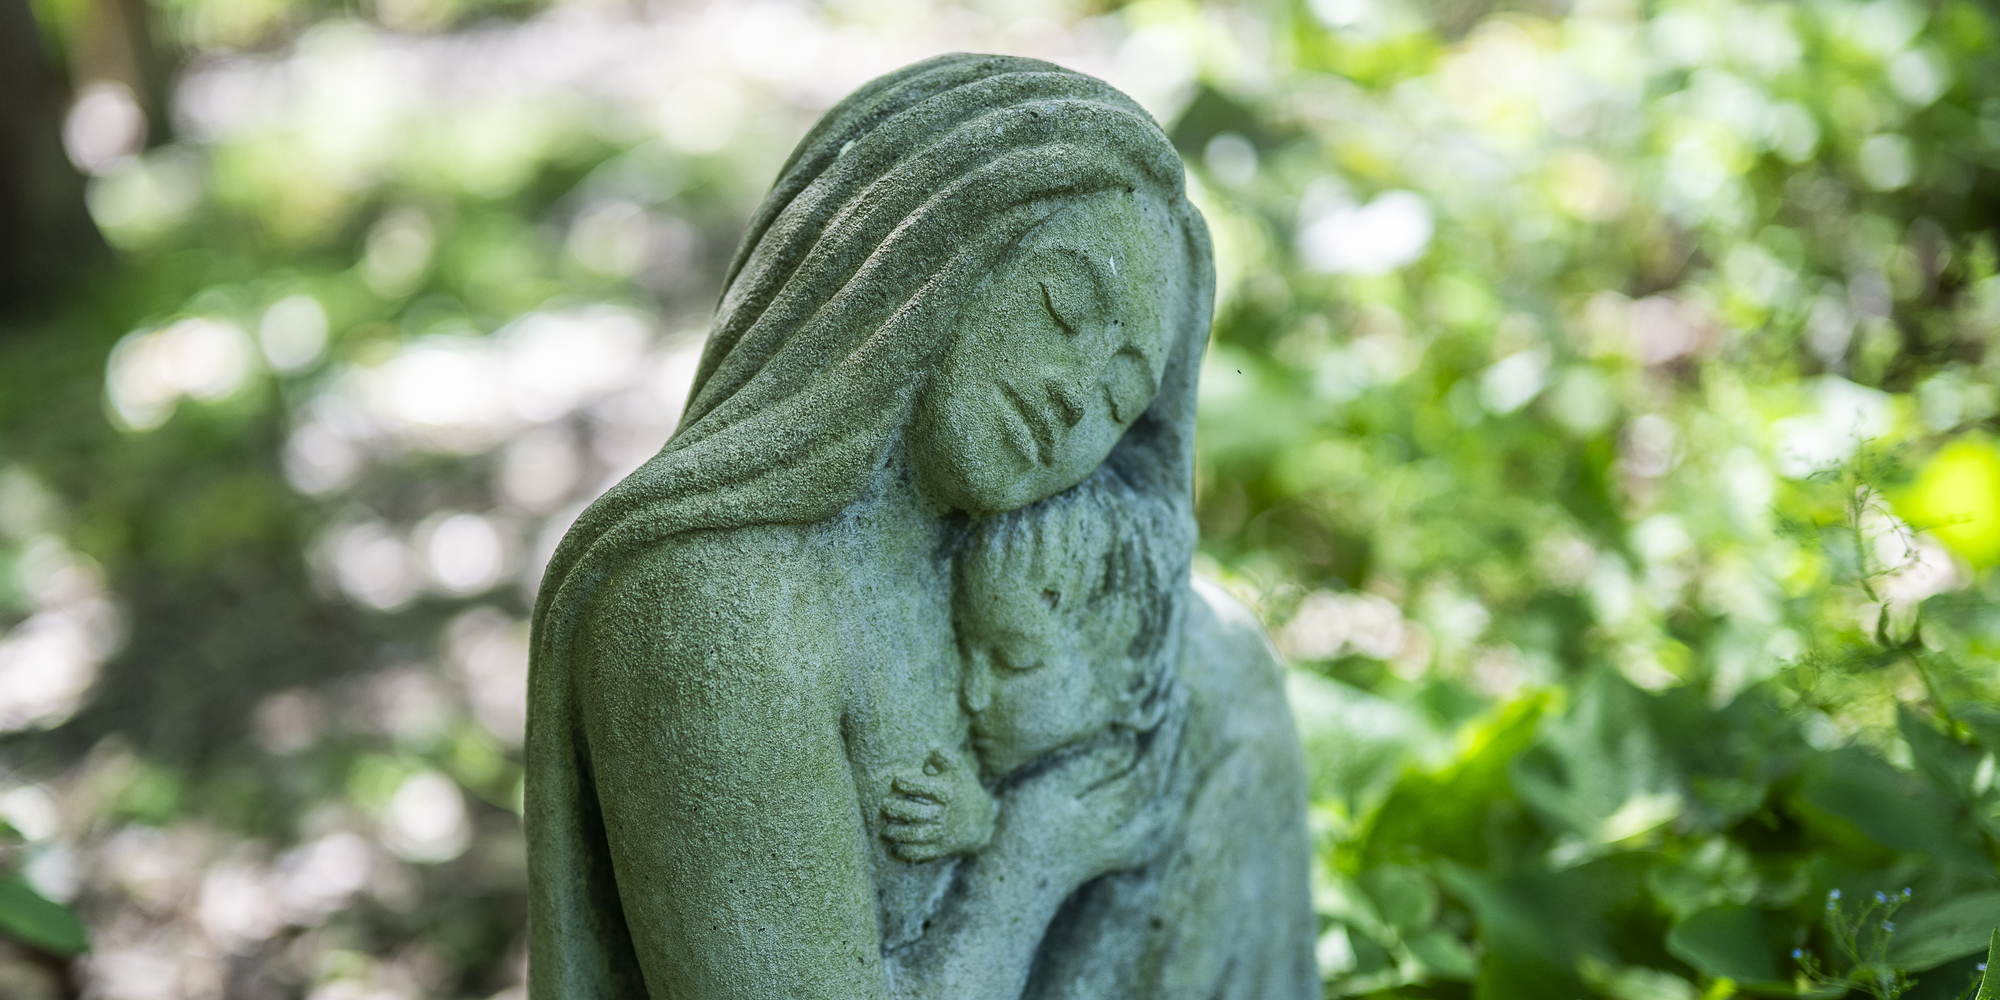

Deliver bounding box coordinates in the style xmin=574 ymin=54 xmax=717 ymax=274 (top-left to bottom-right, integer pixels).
xmin=1048 ymin=381 xmax=1088 ymax=428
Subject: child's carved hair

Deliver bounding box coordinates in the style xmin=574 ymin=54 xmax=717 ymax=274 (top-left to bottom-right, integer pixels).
xmin=955 ymin=463 xmax=1192 ymax=710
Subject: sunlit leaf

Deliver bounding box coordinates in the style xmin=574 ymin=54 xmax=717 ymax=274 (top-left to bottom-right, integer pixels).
xmin=1896 ymin=437 xmax=2000 ymax=567
xmin=0 ymin=874 xmax=88 ymax=958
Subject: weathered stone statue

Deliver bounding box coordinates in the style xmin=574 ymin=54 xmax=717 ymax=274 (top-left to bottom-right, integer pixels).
xmin=526 ymin=54 xmax=1316 ymax=999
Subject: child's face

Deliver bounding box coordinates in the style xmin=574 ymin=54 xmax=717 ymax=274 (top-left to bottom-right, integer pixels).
xmin=955 ymin=554 xmax=1140 ymax=777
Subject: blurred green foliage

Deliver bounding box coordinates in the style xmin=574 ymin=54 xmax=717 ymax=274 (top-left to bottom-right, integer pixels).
xmin=2 ymin=0 xmax=1999 ymax=997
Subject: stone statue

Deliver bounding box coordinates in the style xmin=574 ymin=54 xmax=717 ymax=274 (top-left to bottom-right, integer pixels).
xmin=525 ymin=54 xmax=1316 ymax=999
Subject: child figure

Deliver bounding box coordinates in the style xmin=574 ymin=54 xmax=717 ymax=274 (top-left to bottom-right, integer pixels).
xmin=878 ymin=465 xmax=1185 ymax=863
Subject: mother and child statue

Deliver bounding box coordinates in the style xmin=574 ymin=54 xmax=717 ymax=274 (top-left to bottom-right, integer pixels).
xmin=525 ymin=54 xmax=1318 ymax=999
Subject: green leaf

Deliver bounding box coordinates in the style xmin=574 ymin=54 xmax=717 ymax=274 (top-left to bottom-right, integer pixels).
xmin=1285 ymin=670 xmax=1439 ymax=816
xmin=1962 ymin=705 xmax=2000 ymax=760
xmin=1358 ymin=691 xmax=1556 ymax=869
xmin=0 ymin=873 xmax=89 ymax=957
xmin=1645 ymin=838 xmax=1758 ymax=920
xmin=1436 ymin=854 xmax=1655 ymax=1000
xmin=1799 ymin=748 xmax=1990 ymax=870
xmin=1889 ymin=891 xmax=2000 ymax=972
xmin=1510 ymin=671 xmax=1681 ymax=845
xmin=1357 ymin=864 xmax=1437 ymax=932
xmin=1404 ymin=928 xmax=1479 ymax=982
xmin=1578 ymin=955 xmax=1702 ymax=1000
xmin=1975 ymin=930 xmax=1999 ymax=1000
xmin=1899 ymin=703 xmax=1983 ymax=801
xmin=1666 ymin=905 xmax=1786 ymax=986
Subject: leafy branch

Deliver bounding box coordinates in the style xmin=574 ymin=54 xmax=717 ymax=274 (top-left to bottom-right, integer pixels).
xmin=1796 ymin=888 xmax=1917 ymax=1000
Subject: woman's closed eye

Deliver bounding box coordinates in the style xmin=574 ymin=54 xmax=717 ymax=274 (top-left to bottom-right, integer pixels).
xmin=993 ymin=646 xmax=1045 ymax=672
xmin=1036 ymin=250 xmax=1116 ymax=341
xmin=1040 ymin=281 xmax=1083 ymax=339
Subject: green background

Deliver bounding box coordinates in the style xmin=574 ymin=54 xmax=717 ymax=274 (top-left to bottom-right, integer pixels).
xmin=2 ymin=0 xmax=1999 ymax=997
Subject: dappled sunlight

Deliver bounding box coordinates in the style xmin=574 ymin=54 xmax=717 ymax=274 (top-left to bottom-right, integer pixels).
xmin=4 ymin=0 xmax=2000 ymax=995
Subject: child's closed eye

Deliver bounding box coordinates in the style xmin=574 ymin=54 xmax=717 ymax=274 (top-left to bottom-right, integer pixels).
xmin=994 ymin=646 xmax=1045 ymax=672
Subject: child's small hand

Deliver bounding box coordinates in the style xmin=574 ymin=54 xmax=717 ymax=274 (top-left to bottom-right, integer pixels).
xmin=881 ymin=750 xmax=997 ymax=863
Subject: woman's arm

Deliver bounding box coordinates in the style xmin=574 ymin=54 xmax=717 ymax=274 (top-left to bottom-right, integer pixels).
xmin=565 ymin=531 xmax=1185 ymax=1000
xmin=886 ymin=701 xmax=1188 ymax=1000
xmin=573 ymin=537 xmax=888 ymax=1000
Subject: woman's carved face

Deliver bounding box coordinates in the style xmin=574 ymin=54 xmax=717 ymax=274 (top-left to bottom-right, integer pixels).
xmin=911 ymin=191 xmax=1179 ymax=515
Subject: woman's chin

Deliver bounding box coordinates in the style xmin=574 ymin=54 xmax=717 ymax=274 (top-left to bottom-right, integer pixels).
xmin=917 ymin=460 xmax=1041 ymax=516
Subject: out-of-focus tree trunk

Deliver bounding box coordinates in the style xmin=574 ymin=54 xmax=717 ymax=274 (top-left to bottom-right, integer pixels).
xmin=69 ymin=0 xmax=175 ymax=149
xmin=0 ymin=0 xmax=110 ymax=318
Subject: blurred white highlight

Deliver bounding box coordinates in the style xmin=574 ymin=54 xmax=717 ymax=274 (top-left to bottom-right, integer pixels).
xmin=381 ymin=772 xmax=470 ymax=863
xmin=658 ymin=77 xmax=744 ymax=154
xmin=0 ymin=785 xmax=60 ymax=841
xmin=1298 ymin=190 xmax=1433 ymax=276
xmin=1857 ymin=134 xmax=1914 ymax=191
xmin=1203 ymin=133 xmax=1258 ymax=189
xmin=447 ymin=608 xmax=530 ymax=745
xmin=64 ymin=81 xmax=147 ymax=175
xmin=499 ymin=426 xmax=582 ymax=513
xmin=1772 ymin=377 xmax=1893 ymax=478
xmin=1480 ymin=348 xmax=1551 ymax=414
xmin=568 ymin=201 xmax=653 ymax=277
xmin=86 ymin=151 xmax=202 ymax=242
xmin=361 ymin=208 xmax=435 ymax=298
xmin=260 ymin=295 xmax=331 ymax=373
xmin=1279 ymin=591 xmax=1408 ymax=662
xmin=106 ymin=318 xmax=257 ymax=431
xmin=278 ymin=832 xmax=375 ymax=921
xmin=0 ymin=539 xmax=124 ymax=733
xmin=420 ymin=512 xmax=507 ymax=595
xmin=323 ymin=521 xmax=420 ymax=611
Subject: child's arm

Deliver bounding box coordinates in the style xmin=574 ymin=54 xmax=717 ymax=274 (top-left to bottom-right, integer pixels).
xmin=880 ymin=749 xmax=997 ymax=863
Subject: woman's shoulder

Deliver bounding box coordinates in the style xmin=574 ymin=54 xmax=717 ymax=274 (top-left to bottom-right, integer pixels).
xmin=574 ymin=520 xmax=843 ymax=659
xmin=1181 ymin=575 xmax=1283 ymax=682
xmin=565 ymin=521 xmax=855 ymax=712
xmin=1175 ymin=575 xmax=1299 ymax=757
xmin=593 ymin=521 xmax=821 ymax=598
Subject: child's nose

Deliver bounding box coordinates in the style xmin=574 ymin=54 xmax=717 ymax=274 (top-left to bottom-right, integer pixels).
xmin=961 ymin=658 xmax=993 ymax=713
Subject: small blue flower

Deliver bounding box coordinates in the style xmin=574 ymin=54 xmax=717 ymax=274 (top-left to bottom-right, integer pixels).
xmin=1829 ymin=889 xmax=1842 ymax=900
xmin=1882 ymin=921 xmax=1895 ymax=932
xmin=1875 ymin=890 xmax=1888 ymax=903
xmin=1792 ymin=949 xmax=1804 ymax=959
xmin=1980 ymin=963 xmax=1988 ymax=972
xmin=1901 ymin=887 xmax=1911 ymax=897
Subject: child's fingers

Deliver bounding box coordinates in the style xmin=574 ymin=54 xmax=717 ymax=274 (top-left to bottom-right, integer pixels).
xmin=882 ymin=797 xmax=944 ymax=823
xmin=884 ymin=819 xmax=943 ymax=843
xmin=890 ymin=840 xmax=950 ymax=863
xmin=892 ymin=774 xmax=952 ymax=801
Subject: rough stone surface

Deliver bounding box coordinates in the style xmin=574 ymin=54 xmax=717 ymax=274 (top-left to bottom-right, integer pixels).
xmin=526 ymin=53 xmax=1316 ymax=999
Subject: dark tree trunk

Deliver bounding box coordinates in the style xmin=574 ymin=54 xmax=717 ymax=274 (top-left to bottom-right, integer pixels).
xmin=0 ymin=0 xmax=110 ymax=319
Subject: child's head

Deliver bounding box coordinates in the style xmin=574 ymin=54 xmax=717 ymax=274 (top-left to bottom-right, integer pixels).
xmin=953 ymin=465 xmax=1190 ymax=777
